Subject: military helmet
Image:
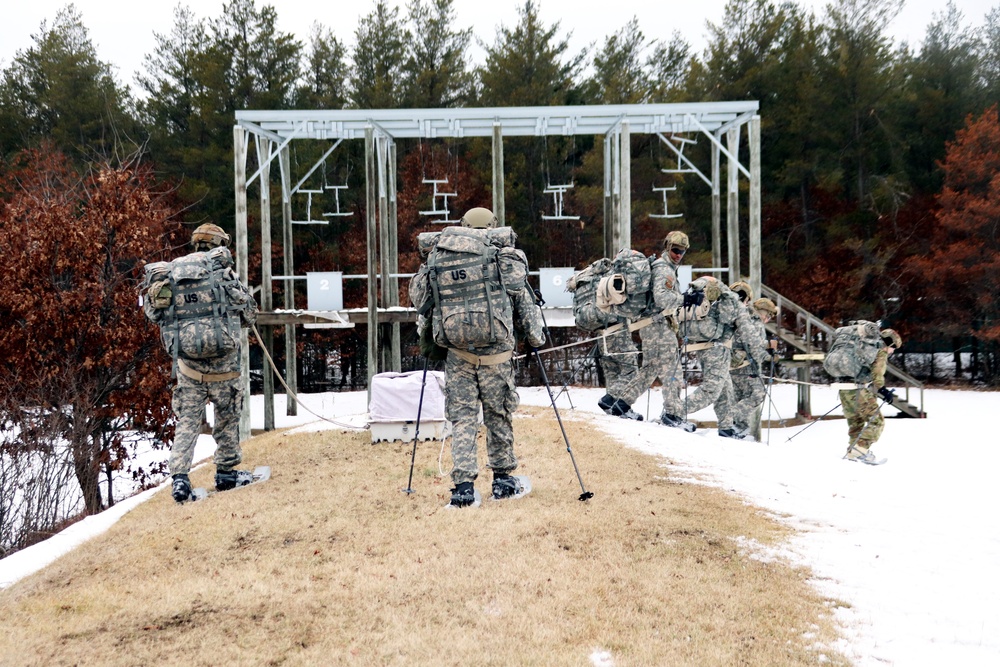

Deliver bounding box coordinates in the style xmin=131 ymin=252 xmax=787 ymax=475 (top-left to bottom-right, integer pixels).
xmin=753 ymin=298 xmax=777 ymax=317
xmin=663 ymin=230 xmax=689 ymax=250
xmin=730 ymin=281 xmax=753 ymax=304
xmin=880 ymin=328 xmax=902 ymax=348
xmin=191 ymin=223 xmax=231 ymax=248
xmin=460 ymin=207 xmax=498 ymax=229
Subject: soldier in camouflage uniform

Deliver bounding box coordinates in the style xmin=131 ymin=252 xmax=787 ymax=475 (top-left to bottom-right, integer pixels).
xmin=412 ymin=208 xmax=546 ymax=507
xmin=715 ymin=293 xmax=777 ymax=440
xmin=674 ymin=277 xmax=764 ymax=431
xmin=143 ymin=223 xmax=258 ymax=502
xmin=595 ymin=330 xmax=640 ymax=417
xmin=841 ymin=328 xmax=902 ymax=464
xmin=602 ymin=231 xmax=687 ymax=424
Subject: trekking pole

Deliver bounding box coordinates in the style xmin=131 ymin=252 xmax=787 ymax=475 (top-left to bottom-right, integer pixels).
xmin=785 ymin=400 xmax=843 ymax=443
xmin=402 ymin=356 xmax=430 ymax=495
xmin=534 ymin=347 xmax=593 ymax=501
xmin=530 ymin=289 xmax=593 ymax=501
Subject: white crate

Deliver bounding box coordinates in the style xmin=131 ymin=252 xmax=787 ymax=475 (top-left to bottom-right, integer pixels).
xmin=370 ymin=419 xmax=451 ymax=443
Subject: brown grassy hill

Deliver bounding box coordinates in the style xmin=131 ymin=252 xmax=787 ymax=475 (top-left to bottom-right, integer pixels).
xmin=0 ymin=406 xmax=848 ymax=666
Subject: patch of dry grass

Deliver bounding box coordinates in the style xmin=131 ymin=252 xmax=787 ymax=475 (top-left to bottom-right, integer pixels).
xmin=0 ymin=406 xmax=848 ymax=666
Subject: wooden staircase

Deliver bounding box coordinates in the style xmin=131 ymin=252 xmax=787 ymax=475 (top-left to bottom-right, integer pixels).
xmin=759 ymin=285 xmax=926 ymax=419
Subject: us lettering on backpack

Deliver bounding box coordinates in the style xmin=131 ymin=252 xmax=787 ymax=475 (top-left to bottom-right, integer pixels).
xmin=422 ymin=226 xmax=514 ymax=350
xmin=142 ymin=247 xmax=246 ymax=362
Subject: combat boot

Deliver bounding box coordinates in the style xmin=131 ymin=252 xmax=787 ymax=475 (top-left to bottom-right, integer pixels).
xmin=171 ymin=474 xmax=192 ymax=503
xmin=449 ymin=481 xmax=476 ymax=508
xmin=492 ymin=474 xmax=521 ymax=500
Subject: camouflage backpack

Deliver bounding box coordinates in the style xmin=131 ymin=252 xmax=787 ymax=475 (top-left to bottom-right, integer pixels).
xmin=822 ymin=320 xmax=883 ymax=382
xmin=566 ymin=249 xmax=653 ymax=331
xmin=566 ymin=257 xmax=617 ymax=332
xmin=410 ymin=226 xmax=518 ymax=351
xmin=676 ymin=277 xmax=727 ymax=342
xmin=605 ymin=248 xmax=653 ymax=321
xmin=142 ymin=246 xmax=249 ymax=362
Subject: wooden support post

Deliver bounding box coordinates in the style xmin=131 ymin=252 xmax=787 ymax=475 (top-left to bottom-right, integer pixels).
xmin=388 ymin=142 xmax=401 ymax=372
xmin=748 ymin=117 xmax=763 ymax=440
xmin=492 ymin=123 xmax=505 ymax=226
xmin=619 ymin=121 xmax=631 ymax=252
xmin=603 ymin=134 xmax=614 ymax=260
xmin=365 ymin=126 xmax=379 ymax=398
xmin=727 ymin=126 xmax=741 ymax=286
xmin=279 ymin=147 xmax=297 ymax=415
xmin=257 ymin=137 xmax=275 ymax=432
xmin=377 ymin=135 xmax=391 ymax=372
xmin=749 ymin=116 xmax=762 ymax=295
xmin=711 ymin=136 xmax=722 ymax=269
xmin=233 ymin=126 xmax=251 ymax=442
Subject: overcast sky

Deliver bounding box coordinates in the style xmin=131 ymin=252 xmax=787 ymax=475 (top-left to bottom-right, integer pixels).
xmin=1 ymin=0 xmax=996 ymax=89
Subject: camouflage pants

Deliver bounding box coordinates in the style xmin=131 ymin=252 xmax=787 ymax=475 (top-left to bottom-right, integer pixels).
xmin=682 ymin=344 xmax=732 ymax=416
xmin=619 ymin=321 xmax=682 ymax=416
xmin=445 ymin=352 xmax=519 ymax=486
xmin=715 ymin=372 xmax=767 ymax=431
xmin=840 ymin=386 xmax=884 ymax=453
xmin=596 ymin=327 xmax=639 ymax=399
xmin=169 ymin=371 xmax=243 ymax=476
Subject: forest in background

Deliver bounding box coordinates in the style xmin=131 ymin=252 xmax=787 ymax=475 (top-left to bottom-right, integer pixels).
xmin=1 ymin=0 xmax=999 ymax=529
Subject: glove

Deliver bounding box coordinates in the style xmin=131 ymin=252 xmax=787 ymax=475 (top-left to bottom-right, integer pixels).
xmin=682 ymin=291 xmax=704 ymax=308
xmin=532 ymin=287 xmax=544 ymax=306
xmin=766 ymin=347 xmax=776 ymax=357
xmin=878 ymin=387 xmax=895 ymax=403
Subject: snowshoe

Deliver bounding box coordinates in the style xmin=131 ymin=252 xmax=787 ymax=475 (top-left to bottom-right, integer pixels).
xmin=718 ymin=428 xmax=755 ymax=441
xmin=491 ymin=474 xmax=532 ymax=501
xmin=660 ymin=412 xmax=696 ymax=432
xmin=610 ymin=398 xmax=643 ymax=421
xmin=845 ymin=449 xmax=887 ymax=466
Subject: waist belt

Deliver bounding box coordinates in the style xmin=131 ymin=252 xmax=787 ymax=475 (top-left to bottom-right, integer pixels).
xmin=177 ymin=358 xmax=241 ymax=383
xmin=449 ymin=349 xmax=513 ymax=367
xmin=684 ymin=339 xmax=733 ymax=352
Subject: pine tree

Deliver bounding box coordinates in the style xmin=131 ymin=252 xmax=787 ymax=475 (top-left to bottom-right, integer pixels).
xmin=0 ymin=5 xmax=136 ymax=163
xmin=401 ymin=0 xmax=475 ymax=108
xmin=350 ymin=0 xmax=409 ymax=109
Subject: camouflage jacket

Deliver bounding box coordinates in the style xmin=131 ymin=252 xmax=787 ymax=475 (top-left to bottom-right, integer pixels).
xmin=648 ymin=253 xmax=684 ymax=317
xmin=730 ymin=307 xmax=768 ymax=374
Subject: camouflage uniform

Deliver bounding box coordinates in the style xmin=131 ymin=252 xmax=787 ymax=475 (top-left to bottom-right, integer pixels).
xmin=445 ymin=271 xmax=544 ymax=485
xmin=617 ymin=253 xmax=684 ymax=415
xmin=679 ymin=281 xmax=762 ymax=416
xmin=715 ymin=307 xmax=768 ymax=432
xmin=596 ymin=327 xmax=639 ymax=399
xmin=840 ymin=348 xmax=889 ymax=455
xmin=143 ymin=251 xmax=258 ymax=477
xmin=169 ymin=352 xmax=245 ymax=475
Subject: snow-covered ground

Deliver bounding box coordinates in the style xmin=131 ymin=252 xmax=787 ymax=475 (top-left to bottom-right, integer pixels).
xmin=1 ymin=383 xmax=998 ymax=667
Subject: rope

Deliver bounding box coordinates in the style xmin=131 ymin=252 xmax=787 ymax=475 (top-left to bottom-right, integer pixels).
xmin=250 ymin=323 xmax=366 ymax=431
